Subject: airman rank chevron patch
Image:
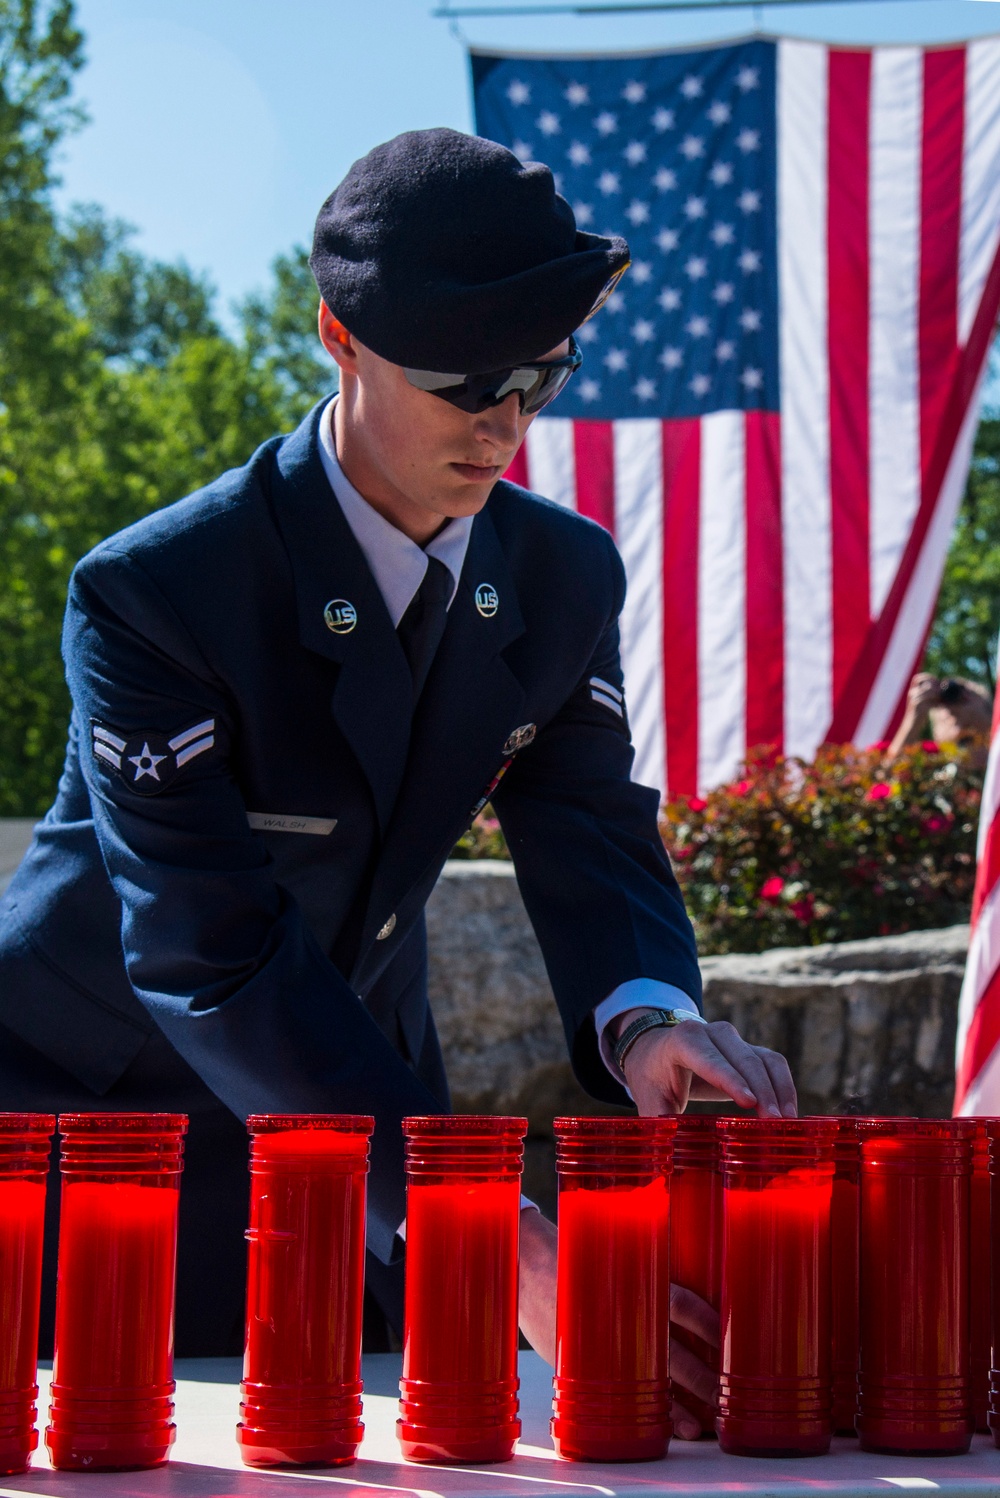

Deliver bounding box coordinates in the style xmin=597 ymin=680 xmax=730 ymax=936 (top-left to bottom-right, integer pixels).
xmin=589 ymin=677 xmax=625 ymax=719
xmin=90 ymin=717 xmax=216 ymax=796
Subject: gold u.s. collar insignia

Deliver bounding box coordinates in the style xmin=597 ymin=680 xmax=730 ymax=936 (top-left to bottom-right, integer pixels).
xmin=503 ymin=723 xmax=536 ymax=756
xmin=475 ymin=583 xmax=499 ymax=618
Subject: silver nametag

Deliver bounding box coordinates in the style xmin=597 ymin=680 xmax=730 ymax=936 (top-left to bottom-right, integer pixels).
xmin=247 ymin=812 xmax=337 ymax=836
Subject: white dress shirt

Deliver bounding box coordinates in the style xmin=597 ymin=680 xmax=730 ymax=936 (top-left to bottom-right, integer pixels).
xmin=318 ymin=400 xmax=473 ymax=625
xmin=317 ymin=399 xmax=699 ymax=1090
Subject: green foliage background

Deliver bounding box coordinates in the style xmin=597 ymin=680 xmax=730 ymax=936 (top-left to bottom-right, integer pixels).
xmin=0 ymin=0 xmax=998 ymax=821
xmin=0 ymin=1 xmax=332 ymax=814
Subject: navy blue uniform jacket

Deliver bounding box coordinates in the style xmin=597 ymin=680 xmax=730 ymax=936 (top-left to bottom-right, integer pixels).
xmin=0 ymin=402 xmax=701 ymax=1261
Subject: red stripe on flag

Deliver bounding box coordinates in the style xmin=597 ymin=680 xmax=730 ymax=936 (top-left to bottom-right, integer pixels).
xmin=972 ymin=808 xmax=1000 ymax=927
xmin=745 ymin=411 xmax=784 ymax=755
xmin=955 ymin=964 xmax=1000 ymax=1110
xmin=916 ymin=48 xmax=964 ymax=479
xmin=827 ymin=49 xmax=872 ymax=702
xmin=573 ymin=421 xmax=616 ymax=535
xmin=919 ymin=49 xmax=965 ymax=479
xmin=662 ymin=420 xmax=701 ymax=798
xmin=828 ymin=234 xmax=1000 ymax=743
xmin=503 ymin=447 xmax=529 ymax=488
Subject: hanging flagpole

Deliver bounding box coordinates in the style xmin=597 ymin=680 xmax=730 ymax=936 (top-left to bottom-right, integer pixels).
xmin=435 ymin=0 xmax=919 ymax=16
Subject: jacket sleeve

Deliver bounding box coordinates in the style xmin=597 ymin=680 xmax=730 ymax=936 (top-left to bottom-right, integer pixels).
xmin=63 ymin=546 xmax=440 ymax=1262
xmin=491 ymin=535 xmax=702 ymax=1107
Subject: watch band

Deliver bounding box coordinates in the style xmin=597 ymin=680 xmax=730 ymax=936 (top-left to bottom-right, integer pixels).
xmin=611 ymin=1007 xmax=709 ymax=1074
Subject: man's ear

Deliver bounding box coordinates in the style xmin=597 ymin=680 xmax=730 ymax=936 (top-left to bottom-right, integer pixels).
xmin=318 ymin=302 xmax=358 ymax=374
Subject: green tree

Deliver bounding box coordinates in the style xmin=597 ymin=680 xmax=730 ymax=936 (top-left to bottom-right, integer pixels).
xmin=0 ymin=4 xmax=340 ymax=815
xmin=240 ymin=245 xmax=334 ymax=420
xmin=58 ymin=204 xmax=220 ymax=365
xmin=925 ymin=396 xmax=1000 ymax=694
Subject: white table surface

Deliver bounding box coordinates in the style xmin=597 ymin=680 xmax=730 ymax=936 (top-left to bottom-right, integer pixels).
xmin=3 ymin=1356 xmax=1000 ymax=1498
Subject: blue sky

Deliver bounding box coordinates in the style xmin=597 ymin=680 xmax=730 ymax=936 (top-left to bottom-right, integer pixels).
xmin=56 ymin=0 xmax=1000 ymax=322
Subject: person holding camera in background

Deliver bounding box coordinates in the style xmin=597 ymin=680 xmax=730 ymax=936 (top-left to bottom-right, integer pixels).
xmin=888 ymin=672 xmax=993 ymax=764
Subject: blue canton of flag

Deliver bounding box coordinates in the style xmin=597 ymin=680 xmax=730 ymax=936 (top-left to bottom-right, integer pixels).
xmin=472 ymin=42 xmax=779 ymax=421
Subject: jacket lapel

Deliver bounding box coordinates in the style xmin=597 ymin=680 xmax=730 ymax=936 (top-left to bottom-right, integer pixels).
xmin=356 ymin=505 xmax=528 ymax=963
xmin=270 ymin=403 xmax=413 ymax=831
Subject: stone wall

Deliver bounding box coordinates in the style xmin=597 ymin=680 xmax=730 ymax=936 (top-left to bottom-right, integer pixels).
xmin=426 ymin=861 xmax=970 ymax=1215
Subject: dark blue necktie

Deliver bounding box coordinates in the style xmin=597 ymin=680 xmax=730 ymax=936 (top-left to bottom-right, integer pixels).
xmin=397 ymin=556 xmax=452 ymax=700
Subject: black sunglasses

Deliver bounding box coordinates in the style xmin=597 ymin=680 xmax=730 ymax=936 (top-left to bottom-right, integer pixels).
xmin=403 ymin=336 xmax=582 ymax=416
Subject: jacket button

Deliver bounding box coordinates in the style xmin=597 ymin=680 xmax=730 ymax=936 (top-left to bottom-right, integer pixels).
xmin=376 ymin=914 xmax=396 ymax=940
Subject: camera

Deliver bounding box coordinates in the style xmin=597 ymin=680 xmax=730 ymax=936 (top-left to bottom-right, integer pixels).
xmin=938 ymin=679 xmax=965 ymax=706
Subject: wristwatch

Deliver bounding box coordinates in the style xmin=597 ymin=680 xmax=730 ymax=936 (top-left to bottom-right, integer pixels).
xmin=611 ymin=1007 xmax=709 ymax=1074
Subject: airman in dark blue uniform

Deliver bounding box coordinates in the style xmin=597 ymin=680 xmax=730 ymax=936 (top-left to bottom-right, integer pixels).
xmin=0 ymin=128 xmax=794 ymax=1431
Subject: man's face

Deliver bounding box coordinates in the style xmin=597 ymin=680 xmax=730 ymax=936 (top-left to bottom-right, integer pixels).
xmin=319 ymin=303 xmax=569 ymax=535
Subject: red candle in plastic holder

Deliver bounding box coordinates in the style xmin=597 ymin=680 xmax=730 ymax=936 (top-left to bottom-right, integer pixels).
xmin=398 ymin=1115 xmax=526 ymax=1464
xmin=238 ymin=1115 xmax=374 ymax=1467
xmin=668 ymin=1115 xmax=721 ymax=1433
xmin=856 ymin=1118 xmax=974 ymax=1456
xmin=0 ymin=1114 xmax=55 ymax=1475
xmin=987 ymin=1120 xmax=1000 ymax=1445
xmin=718 ymin=1117 xmax=836 ymax=1458
xmin=46 ymin=1113 xmax=187 ymax=1471
xmin=552 ymin=1116 xmax=675 ymax=1462
xmin=831 ymin=1117 xmax=860 ymax=1436
xmin=971 ymin=1120 xmax=991 ymax=1433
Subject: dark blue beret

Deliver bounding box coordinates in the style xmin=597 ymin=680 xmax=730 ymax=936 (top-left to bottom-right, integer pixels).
xmin=309 ymin=127 xmax=630 ymax=375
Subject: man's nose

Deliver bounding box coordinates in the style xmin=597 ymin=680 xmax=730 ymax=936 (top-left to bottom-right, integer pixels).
xmin=474 ymin=391 xmax=524 ymax=448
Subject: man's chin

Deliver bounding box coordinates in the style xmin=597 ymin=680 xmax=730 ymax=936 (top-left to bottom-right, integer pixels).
xmin=434 ymin=468 xmax=506 ymax=515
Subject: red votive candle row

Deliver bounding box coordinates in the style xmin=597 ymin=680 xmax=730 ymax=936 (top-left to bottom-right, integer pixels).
xmin=669 ymin=1116 xmax=723 ymax=1432
xmin=857 ymin=1119 xmax=975 ymax=1456
xmin=399 ymin=1115 xmax=525 ymax=1464
xmin=238 ymin=1115 xmax=373 ymax=1468
xmin=718 ymin=1117 xmax=837 ymax=1457
xmin=0 ymin=1113 xmax=189 ymax=1476
xmin=971 ymin=1120 xmax=991 ymax=1433
xmin=47 ymin=1113 xmax=188 ymax=1472
xmin=982 ymin=1119 xmax=1000 ymax=1446
xmin=4 ymin=1109 xmax=994 ymax=1475
xmin=0 ymin=1114 xmax=55 ymax=1475
xmin=552 ymin=1117 xmax=675 ymax=1462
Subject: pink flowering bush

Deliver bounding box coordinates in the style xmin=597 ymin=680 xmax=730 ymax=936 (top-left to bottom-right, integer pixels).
xmin=451 ymin=808 xmax=509 ymax=859
xmin=659 ymin=742 xmax=984 ymax=955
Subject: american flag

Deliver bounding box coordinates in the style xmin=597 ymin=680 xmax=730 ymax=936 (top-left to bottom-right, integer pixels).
xmin=955 ymin=637 xmax=1000 ymax=1114
xmin=473 ymin=36 xmax=1000 ymax=797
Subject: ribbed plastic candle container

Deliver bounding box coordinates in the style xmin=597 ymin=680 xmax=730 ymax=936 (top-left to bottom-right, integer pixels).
xmin=971 ymin=1120 xmax=991 ymax=1434
xmin=831 ymin=1118 xmax=861 ymax=1436
xmin=238 ymin=1115 xmax=374 ymax=1467
xmin=857 ymin=1118 xmax=974 ymax=1456
xmin=0 ymin=1114 xmax=55 ymax=1475
xmin=668 ymin=1115 xmax=721 ymax=1434
xmin=398 ymin=1115 xmax=526 ymax=1464
xmin=718 ymin=1118 xmax=836 ymax=1458
xmin=46 ymin=1113 xmax=187 ymax=1471
xmin=552 ymin=1116 xmax=676 ymax=1462
xmin=982 ymin=1120 xmax=1000 ymax=1446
